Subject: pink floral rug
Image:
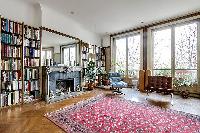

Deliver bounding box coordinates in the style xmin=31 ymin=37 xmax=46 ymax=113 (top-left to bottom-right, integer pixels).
xmin=45 ymin=94 xmax=200 ymax=133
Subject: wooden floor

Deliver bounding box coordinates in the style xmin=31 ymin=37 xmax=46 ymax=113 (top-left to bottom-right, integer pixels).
xmin=0 ymin=88 xmax=200 ymax=133
xmin=0 ymin=90 xmax=103 ymax=133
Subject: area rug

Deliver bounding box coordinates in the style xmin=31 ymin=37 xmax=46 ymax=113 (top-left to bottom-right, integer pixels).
xmin=45 ymin=94 xmax=200 ymax=133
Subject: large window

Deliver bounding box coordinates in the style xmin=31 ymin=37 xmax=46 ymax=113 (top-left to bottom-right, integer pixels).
xmin=152 ymin=21 xmax=199 ymax=85
xmin=114 ymin=33 xmax=142 ymax=78
xmin=61 ymin=45 xmax=76 ymax=66
xmin=153 ymin=28 xmax=171 ymax=76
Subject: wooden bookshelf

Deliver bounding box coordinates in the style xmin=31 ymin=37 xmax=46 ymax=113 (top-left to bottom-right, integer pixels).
xmin=0 ymin=17 xmax=24 ymax=107
xmin=23 ymin=25 xmax=41 ymax=103
xmin=0 ymin=17 xmax=41 ymax=108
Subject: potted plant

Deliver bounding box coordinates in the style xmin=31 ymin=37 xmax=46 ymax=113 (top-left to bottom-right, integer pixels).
xmin=173 ymin=78 xmax=191 ymax=98
xmin=86 ymin=61 xmax=96 ymax=90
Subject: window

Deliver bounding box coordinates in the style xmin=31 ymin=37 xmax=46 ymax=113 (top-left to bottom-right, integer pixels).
xmin=153 ymin=28 xmax=171 ymax=76
xmin=152 ymin=21 xmax=199 ymax=85
xmin=42 ymin=47 xmax=54 ymax=66
xmin=115 ymin=38 xmax=126 ymax=74
xmin=175 ymin=23 xmax=198 ymax=84
xmin=114 ymin=33 xmax=142 ymax=78
xmin=61 ymin=45 xmax=76 ymax=66
xmin=128 ymin=35 xmax=142 ymax=77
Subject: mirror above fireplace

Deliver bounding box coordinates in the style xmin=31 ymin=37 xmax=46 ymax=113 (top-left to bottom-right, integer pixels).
xmin=41 ymin=27 xmax=80 ymax=66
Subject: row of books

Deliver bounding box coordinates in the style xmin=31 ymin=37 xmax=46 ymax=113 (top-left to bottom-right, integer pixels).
xmin=1 ymin=18 xmax=23 ymax=35
xmin=1 ymin=81 xmax=22 ymax=91
xmin=24 ymin=39 xmax=40 ymax=48
xmin=24 ymin=26 xmax=40 ymax=40
xmin=0 ymin=91 xmax=20 ymax=107
xmin=82 ymin=53 xmax=89 ymax=61
xmin=1 ymin=45 xmax=21 ymax=58
xmin=24 ymin=80 xmax=39 ymax=92
xmin=24 ymin=47 xmax=40 ymax=57
xmin=24 ymin=58 xmax=40 ymax=67
xmin=1 ymin=71 xmax=22 ymax=81
xmin=1 ymin=59 xmax=21 ymax=70
xmin=1 ymin=33 xmax=22 ymax=45
xmin=24 ymin=69 xmax=39 ymax=80
xmin=82 ymin=46 xmax=89 ymax=53
xmin=95 ymin=47 xmax=101 ymax=53
xmin=96 ymin=61 xmax=102 ymax=68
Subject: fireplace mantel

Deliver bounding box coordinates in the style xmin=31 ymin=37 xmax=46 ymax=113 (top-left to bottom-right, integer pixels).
xmin=42 ymin=66 xmax=83 ymax=103
xmin=46 ymin=66 xmax=82 ymax=73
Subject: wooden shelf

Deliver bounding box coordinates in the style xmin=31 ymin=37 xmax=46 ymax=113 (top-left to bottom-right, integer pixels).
xmin=1 ymin=42 xmax=22 ymax=47
xmin=24 ymin=56 xmax=40 ymax=59
xmin=1 ymin=56 xmax=21 ymax=59
xmin=1 ymin=70 xmax=21 ymax=72
xmin=1 ymin=30 xmax=22 ymax=36
xmin=24 ymin=66 xmax=40 ymax=68
xmin=0 ymin=17 xmax=41 ymax=108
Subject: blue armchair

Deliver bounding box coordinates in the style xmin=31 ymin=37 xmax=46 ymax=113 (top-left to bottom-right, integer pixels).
xmin=108 ymin=72 xmax=128 ymax=94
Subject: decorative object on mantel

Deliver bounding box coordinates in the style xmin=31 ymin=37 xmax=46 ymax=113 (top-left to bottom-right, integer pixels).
xmin=45 ymin=94 xmax=200 ymax=133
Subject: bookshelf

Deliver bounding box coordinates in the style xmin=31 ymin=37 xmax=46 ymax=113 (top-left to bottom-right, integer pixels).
xmin=95 ymin=46 xmax=102 ymax=68
xmin=0 ymin=17 xmax=24 ymax=107
xmin=81 ymin=42 xmax=89 ymax=83
xmin=80 ymin=41 xmax=108 ymax=87
xmin=0 ymin=17 xmax=41 ymax=108
xmin=101 ymin=47 xmax=106 ymax=68
xmin=23 ymin=25 xmax=41 ymax=103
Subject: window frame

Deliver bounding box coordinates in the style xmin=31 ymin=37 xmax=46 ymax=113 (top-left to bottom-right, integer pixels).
xmin=151 ymin=19 xmax=200 ymax=85
xmin=112 ymin=31 xmax=143 ymax=78
xmin=60 ymin=43 xmax=77 ymax=66
xmin=42 ymin=47 xmax=54 ymax=66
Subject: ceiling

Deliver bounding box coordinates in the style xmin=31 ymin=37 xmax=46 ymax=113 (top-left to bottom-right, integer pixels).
xmin=27 ymin=0 xmax=200 ymax=35
xmin=42 ymin=30 xmax=77 ymax=46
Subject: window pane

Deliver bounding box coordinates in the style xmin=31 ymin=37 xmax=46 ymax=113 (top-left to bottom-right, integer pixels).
xmin=46 ymin=51 xmax=52 ymax=59
xmin=153 ymin=70 xmax=171 ymax=77
xmin=153 ymin=28 xmax=171 ymax=69
xmin=70 ymin=47 xmax=76 ymax=65
xmin=175 ymin=23 xmax=197 ymax=69
xmin=128 ymin=35 xmax=140 ymax=78
xmin=115 ymin=38 xmax=126 ymax=74
xmin=63 ymin=48 xmax=69 ymax=65
xmin=41 ymin=51 xmax=45 ymax=65
xmin=175 ymin=70 xmax=197 ymax=85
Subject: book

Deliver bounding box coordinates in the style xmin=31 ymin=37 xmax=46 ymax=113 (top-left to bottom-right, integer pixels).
xmin=14 ymin=91 xmax=19 ymax=104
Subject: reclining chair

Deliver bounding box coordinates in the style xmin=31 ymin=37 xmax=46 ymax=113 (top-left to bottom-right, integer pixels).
xmin=146 ymin=76 xmax=173 ymax=98
xmin=108 ymin=72 xmax=128 ymax=95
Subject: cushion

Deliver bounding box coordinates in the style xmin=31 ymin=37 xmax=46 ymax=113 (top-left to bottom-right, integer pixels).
xmin=110 ymin=77 xmax=121 ymax=82
xmin=112 ymin=81 xmax=128 ymax=88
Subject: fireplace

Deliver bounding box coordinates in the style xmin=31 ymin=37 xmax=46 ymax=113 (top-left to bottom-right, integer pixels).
xmin=56 ymin=78 xmax=75 ymax=93
xmin=42 ymin=66 xmax=82 ymax=103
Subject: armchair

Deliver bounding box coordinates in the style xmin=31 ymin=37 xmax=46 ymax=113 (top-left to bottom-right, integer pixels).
xmin=108 ymin=72 xmax=128 ymax=94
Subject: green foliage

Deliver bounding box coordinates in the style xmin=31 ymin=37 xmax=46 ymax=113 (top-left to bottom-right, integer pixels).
xmin=86 ymin=61 xmax=96 ymax=82
xmin=96 ymin=67 xmax=103 ymax=76
xmin=155 ymin=70 xmax=170 ymax=77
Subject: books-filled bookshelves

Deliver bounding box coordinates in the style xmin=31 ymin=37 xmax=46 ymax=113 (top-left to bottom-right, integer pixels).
xmin=0 ymin=17 xmax=23 ymax=107
xmin=80 ymin=41 xmax=107 ymax=87
xmin=0 ymin=17 xmax=41 ymax=108
xmin=23 ymin=25 xmax=41 ymax=103
xmin=81 ymin=42 xmax=89 ymax=83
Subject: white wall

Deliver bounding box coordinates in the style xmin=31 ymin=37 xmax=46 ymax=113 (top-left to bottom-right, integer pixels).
xmin=40 ymin=4 xmax=101 ymax=46
xmin=0 ymin=0 xmax=41 ymax=27
xmin=102 ymin=35 xmax=110 ymax=47
xmin=0 ymin=0 xmax=100 ymax=46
